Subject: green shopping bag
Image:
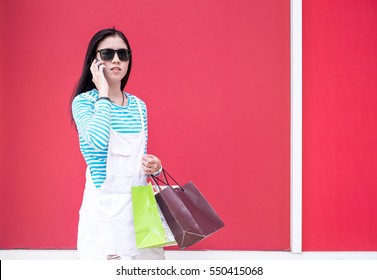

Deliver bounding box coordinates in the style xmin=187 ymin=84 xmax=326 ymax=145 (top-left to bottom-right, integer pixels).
xmin=132 ymin=184 xmax=176 ymax=248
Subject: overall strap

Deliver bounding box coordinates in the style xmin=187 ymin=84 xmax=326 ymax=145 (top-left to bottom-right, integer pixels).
xmin=134 ymin=96 xmax=146 ymax=132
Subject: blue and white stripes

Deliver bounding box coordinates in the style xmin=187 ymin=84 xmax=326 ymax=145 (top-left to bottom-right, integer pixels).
xmin=72 ymin=89 xmax=148 ymax=188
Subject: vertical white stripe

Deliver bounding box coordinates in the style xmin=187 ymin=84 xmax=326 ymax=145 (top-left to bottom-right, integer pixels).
xmin=290 ymin=0 xmax=303 ymax=253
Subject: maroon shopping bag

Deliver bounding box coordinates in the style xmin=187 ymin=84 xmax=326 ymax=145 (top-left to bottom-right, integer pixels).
xmin=151 ymin=169 xmax=224 ymax=250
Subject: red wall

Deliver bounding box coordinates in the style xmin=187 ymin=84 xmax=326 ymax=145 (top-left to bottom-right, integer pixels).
xmin=303 ymin=0 xmax=377 ymax=250
xmin=0 ymin=0 xmax=290 ymax=250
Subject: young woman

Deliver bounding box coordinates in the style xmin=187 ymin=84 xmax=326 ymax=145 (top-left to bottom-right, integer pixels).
xmin=71 ymin=28 xmax=165 ymax=260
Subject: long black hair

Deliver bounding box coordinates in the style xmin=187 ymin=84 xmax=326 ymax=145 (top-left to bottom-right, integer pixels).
xmin=70 ymin=27 xmax=132 ymax=120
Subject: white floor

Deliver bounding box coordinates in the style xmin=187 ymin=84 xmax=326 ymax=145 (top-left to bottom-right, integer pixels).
xmin=1 ymin=250 xmax=376 ymax=260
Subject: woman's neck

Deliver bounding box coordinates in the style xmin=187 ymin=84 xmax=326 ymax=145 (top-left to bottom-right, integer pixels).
xmin=107 ymin=81 xmax=122 ymax=97
xmin=108 ymin=83 xmax=126 ymax=106
xmin=108 ymin=89 xmax=122 ymax=99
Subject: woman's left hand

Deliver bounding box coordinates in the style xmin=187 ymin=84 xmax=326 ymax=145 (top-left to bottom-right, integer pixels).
xmin=142 ymin=154 xmax=162 ymax=175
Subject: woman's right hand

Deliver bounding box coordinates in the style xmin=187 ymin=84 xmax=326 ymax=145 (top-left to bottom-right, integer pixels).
xmin=90 ymin=59 xmax=109 ymax=97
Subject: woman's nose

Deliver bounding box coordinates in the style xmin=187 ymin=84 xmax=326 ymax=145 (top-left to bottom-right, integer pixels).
xmin=112 ymin=52 xmax=121 ymax=63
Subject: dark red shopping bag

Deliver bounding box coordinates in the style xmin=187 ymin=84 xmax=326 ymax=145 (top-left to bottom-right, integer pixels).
xmin=151 ymin=169 xmax=224 ymax=250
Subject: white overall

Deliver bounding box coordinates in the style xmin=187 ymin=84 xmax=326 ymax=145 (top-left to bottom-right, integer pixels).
xmin=77 ymin=97 xmax=165 ymax=260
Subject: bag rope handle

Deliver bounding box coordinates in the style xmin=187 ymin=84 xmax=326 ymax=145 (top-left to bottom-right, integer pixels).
xmin=150 ymin=169 xmax=184 ymax=191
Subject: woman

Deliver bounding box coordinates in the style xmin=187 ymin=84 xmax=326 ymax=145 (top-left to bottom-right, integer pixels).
xmin=71 ymin=28 xmax=165 ymax=260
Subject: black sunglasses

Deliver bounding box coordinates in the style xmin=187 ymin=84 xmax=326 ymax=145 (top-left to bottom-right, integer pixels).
xmin=96 ymin=48 xmax=132 ymax=61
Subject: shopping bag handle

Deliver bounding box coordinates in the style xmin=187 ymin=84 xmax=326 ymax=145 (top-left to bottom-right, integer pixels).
xmin=149 ymin=175 xmax=163 ymax=191
xmin=150 ymin=169 xmax=184 ymax=191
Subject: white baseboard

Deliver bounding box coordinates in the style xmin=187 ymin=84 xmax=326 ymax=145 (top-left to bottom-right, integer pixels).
xmin=1 ymin=250 xmax=376 ymax=260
